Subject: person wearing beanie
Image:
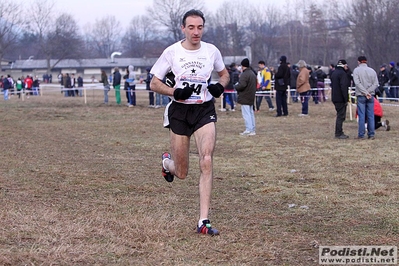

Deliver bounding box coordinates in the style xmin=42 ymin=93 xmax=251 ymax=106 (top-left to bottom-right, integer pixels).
xmin=274 ymin=55 xmax=290 ymax=116
xmin=241 ymin=58 xmax=250 ymax=67
xmin=235 ymin=58 xmax=257 ymax=135
xmin=388 ymin=61 xmax=399 ymax=102
xmin=353 ymin=55 xmax=379 ymax=139
xmin=330 ymin=59 xmax=351 ymax=139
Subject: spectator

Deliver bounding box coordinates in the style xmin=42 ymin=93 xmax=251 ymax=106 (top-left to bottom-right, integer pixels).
xmin=373 ymin=97 xmax=390 ymax=131
xmin=123 ymin=65 xmax=136 ymax=107
xmin=145 ymin=67 xmax=155 ymax=107
xmin=65 ymin=73 xmax=72 ymax=97
xmin=255 ymin=60 xmax=274 ymax=112
xmin=327 ymin=63 xmax=335 ymax=78
xmin=274 ymin=55 xmax=290 ymax=117
xmin=289 ymin=64 xmax=299 ymax=103
xmin=32 ymin=76 xmax=40 ymax=96
xmin=2 ymin=75 xmax=11 ymax=100
xmin=316 ymin=66 xmax=327 ymax=102
xmin=235 ymin=58 xmax=257 ymax=135
xmin=388 ymin=61 xmax=399 ymax=102
xmin=222 ymin=63 xmax=238 ymax=111
xmin=16 ymin=77 xmax=23 ymax=99
xmin=296 ymin=60 xmax=311 ymax=117
xmin=24 ymin=75 xmax=33 ymax=97
xmin=353 ymin=55 xmax=379 ymax=140
xmin=377 ymin=64 xmax=390 ymax=102
xmin=100 ymin=70 xmax=110 ymax=104
xmin=308 ymin=66 xmax=318 ymax=104
xmin=113 ymin=67 xmax=122 ymax=105
xmin=77 ymin=74 xmax=83 ymax=97
xmin=71 ymin=74 xmax=77 ymax=96
xmin=331 ymin=59 xmax=350 ymax=139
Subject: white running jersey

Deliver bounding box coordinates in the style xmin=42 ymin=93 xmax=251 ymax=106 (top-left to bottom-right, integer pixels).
xmin=151 ymin=40 xmax=225 ymax=104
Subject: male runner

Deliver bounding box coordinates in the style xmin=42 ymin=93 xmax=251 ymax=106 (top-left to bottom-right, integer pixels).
xmin=150 ymin=9 xmax=229 ymax=236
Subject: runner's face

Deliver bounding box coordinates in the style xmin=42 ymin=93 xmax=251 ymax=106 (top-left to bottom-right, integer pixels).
xmin=182 ymin=16 xmax=204 ymax=46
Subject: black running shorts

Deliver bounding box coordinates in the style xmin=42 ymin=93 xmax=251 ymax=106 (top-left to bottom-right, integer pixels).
xmin=167 ymin=100 xmax=217 ymax=136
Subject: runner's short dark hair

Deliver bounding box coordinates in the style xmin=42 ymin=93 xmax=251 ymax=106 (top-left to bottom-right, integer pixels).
xmin=182 ymin=9 xmax=205 ymax=27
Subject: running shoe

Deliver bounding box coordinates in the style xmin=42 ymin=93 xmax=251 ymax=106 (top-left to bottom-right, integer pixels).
xmin=162 ymin=152 xmax=174 ymax=182
xmin=197 ymin=219 xmax=219 ymax=236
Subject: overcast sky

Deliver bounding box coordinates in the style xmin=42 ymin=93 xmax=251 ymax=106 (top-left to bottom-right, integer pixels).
xmin=53 ymin=0 xmax=286 ymax=29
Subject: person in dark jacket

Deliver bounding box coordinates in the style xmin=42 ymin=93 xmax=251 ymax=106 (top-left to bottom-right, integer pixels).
xmin=2 ymin=75 xmax=11 ymax=100
xmin=112 ymin=67 xmax=122 ymax=105
xmin=377 ymin=64 xmax=389 ymax=102
xmin=145 ymin=67 xmax=154 ymax=107
xmin=316 ymin=66 xmax=327 ymax=102
xmin=235 ymin=58 xmax=257 ymax=135
xmin=274 ymin=55 xmax=290 ymax=116
xmin=330 ymin=59 xmax=351 ymax=139
xmin=308 ymin=66 xmax=318 ymax=103
xmin=77 ymin=74 xmax=83 ymax=97
xmin=290 ymin=64 xmax=299 ymax=102
xmin=388 ymin=61 xmax=399 ymax=102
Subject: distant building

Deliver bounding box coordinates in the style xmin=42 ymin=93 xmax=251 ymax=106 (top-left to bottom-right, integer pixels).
xmin=1 ymin=56 xmax=247 ymax=82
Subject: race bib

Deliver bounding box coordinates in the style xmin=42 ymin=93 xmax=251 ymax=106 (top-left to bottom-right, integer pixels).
xmin=175 ymin=76 xmax=208 ymax=104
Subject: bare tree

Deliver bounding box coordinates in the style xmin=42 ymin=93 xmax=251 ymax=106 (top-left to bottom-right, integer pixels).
xmin=0 ymin=0 xmax=26 ymax=71
xmin=29 ymin=0 xmax=84 ymax=72
xmin=344 ymin=0 xmax=399 ymax=68
xmin=146 ymin=0 xmax=205 ymax=42
xmin=248 ymin=4 xmax=283 ymax=65
xmin=207 ymin=0 xmax=253 ymax=57
xmin=83 ymin=16 xmax=122 ymax=58
xmin=46 ymin=14 xmax=85 ymax=70
xmin=122 ymin=15 xmax=167 ymax=58
xmin=29 ymin=0 xmax=55 ymax=59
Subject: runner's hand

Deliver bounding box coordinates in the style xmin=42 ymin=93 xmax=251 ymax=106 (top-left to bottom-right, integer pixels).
xmin=207 ymin=83 xmax=224 ymax=98
xmin=173 ymin=84 xmax=193 ymax=100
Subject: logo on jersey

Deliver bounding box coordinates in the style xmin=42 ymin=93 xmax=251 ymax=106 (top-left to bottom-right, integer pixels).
xmin=179 ymin=58 xmax=186 ymax=62
xmin=210 ymin=115 xmax=216 ymax=120
xmin=181 ymin=61 xmax=205 ymax=70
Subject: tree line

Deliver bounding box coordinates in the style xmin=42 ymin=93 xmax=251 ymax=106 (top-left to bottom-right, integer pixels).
xmin=1 ymin=0 xmax=398 ymax=72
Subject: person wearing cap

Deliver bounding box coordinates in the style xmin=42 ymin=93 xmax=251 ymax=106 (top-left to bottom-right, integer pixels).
xmin=274 ymin=55 xmax=290 ymax=117
xmin=377 ymin=64 xmax=389 ymax=102
xmin=235 ymin=58 xmax=257 ymax=135
xmin=353 ymin=55 xmax=379 ymax=140
xmin=388 ymin=61 xmax=399 ymax=102
xmin=330 ymin=59 xmax=351 ymax=139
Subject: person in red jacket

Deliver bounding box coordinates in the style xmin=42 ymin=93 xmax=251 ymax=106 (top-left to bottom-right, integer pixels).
xmin=24 ymin=75 xmax=33 ymax=97
xmin=373 ymin=97 xmax=390 ymax=131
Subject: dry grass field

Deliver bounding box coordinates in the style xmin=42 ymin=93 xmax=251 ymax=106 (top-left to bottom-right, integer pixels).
xmin=1 ymin=86 xmax=398 ymax=265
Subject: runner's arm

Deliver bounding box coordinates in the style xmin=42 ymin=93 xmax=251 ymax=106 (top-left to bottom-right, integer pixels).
xmin=150 ymin=76 xmax=174 ymax=96
xmin=216 ymin=68 xmax=230 ymax=88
